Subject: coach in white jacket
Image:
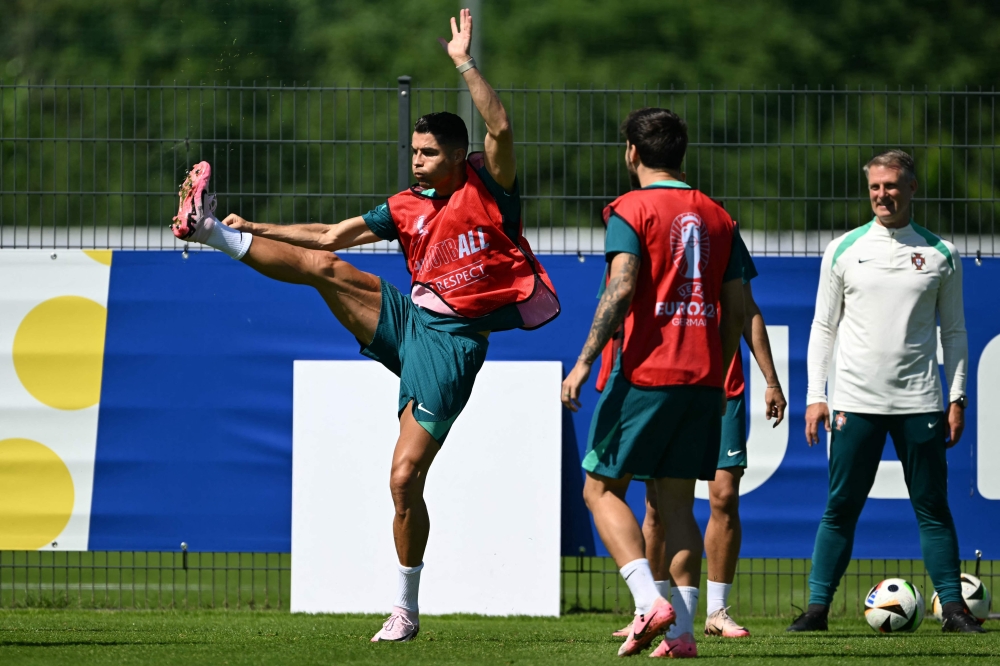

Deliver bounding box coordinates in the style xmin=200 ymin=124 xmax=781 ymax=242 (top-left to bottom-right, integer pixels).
xmin=786 ymin=149 xmax=982 ymax=634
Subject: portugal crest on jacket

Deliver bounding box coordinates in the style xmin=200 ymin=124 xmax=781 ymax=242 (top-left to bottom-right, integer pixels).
xmin=910 ymin=252 xmax=926 ymax=270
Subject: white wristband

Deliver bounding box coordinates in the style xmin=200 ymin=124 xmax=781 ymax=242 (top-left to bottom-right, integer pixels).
xmin=456 ymin=58 xmax=477 ymax=74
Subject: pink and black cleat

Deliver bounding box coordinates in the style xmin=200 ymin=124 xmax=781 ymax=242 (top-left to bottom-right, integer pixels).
xmin=649 ymin=631 xmax=697 ymax=659
xmin=370 ymin=606 xmax=420 ymax=643
xmin=171 ymin=161 xmax=217 ymax=242
xmin=617 ymin=597 xmax=677 ymax=657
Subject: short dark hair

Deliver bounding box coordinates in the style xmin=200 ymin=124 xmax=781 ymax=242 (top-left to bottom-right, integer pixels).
xmin=621 ymin=108 xmax=688 ymax=170
xmin=414 ymin=112 xmax=469 ymax=153
xmin=864 ymin=149 xmax=916 ymax=182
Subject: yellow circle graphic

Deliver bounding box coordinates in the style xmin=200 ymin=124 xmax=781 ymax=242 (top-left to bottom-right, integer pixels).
xmin=13 ymin=296 xmax=108 ymax=410
xmin=0 ymin=438 xmax=74 ymax=550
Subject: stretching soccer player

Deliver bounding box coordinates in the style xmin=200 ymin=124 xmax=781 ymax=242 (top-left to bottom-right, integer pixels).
xmin=170 ymin=9 xmax=559 ymax=642
xmin=612 ymin=266 xmax=786 ymax=641
xmin=562 ymin=108 xmax=745 ymax=658
xmin=786 ymin=149 xmax=980 ymax=633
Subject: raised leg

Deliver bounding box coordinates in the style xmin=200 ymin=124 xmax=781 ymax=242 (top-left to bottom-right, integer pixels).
xmin=240 ymin=235 xmax=382 ymax=345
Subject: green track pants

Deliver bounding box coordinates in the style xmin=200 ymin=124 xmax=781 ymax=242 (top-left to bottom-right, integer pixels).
xmin=807 ymin=410 xmax=963 ymax=606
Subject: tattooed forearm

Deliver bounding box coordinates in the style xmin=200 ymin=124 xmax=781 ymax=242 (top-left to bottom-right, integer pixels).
xmin=578 ymin=254 xmax=640 ymax=364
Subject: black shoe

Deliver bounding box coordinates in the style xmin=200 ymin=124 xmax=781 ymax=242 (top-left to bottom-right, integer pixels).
xmin=941 ymin=602 xmax=987 ymax=634
xmin=786 ymin=604 xmax=829 ymax=632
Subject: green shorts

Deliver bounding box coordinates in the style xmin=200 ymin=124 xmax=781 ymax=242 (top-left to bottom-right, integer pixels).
xmin=582 ymin=356 xmax=723 ymax=480
xmin=360 ymin=279 xmax=488 ymax=445
xmin=718 ymin=392 xmax=747 ymax=469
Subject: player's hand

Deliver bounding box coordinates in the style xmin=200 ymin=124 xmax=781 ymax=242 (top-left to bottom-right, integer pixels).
xmin=438 ymin=8 xmax=473 ymax=66
xmin=945 ymin=402 xmax=965 ymax=448
xmin=222 ymin=214 xmax=254 ymax=233
xmin=561 ymin=360 xmax=591 ymax=412
xmin=805 ymin=402 xmax=830 ymax=447
xmin=765 ymin=385 xmax=787 ymax=428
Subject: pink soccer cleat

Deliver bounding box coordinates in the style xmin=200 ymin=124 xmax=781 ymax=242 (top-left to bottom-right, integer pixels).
xmin=370 ymin=606 xmax=420 ymax=643
xmin=704 ymin=607 xmax=750 ymax=638
xmin=171 ymin=161 xmax=217 ymax=242
xmin=617 ymin=597 xmax=677 ymax=657
xmin=649 ymin=632 xmax=697 ymax=658
xmin=613 ymin=619 xmax=634 ymax=637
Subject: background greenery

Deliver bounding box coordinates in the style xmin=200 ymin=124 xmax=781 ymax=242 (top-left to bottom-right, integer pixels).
xmin=1 ymin=2 xmax=997 ymax=247
xmin=3 ymin=0 xmax=1000 ymax=88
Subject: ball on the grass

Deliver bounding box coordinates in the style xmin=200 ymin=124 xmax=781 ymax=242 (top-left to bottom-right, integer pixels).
xmin=931 ymin=574 xmax=992 ymax=624
xmin=960 ymin=574 xmax=992 ymax=623
xmin=864 ymin=578 xmax=925 ymax=633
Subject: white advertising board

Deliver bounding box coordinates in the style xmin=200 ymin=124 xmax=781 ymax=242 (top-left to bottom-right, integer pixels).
xmin=291 ymin=360 xmax=562 ymax=616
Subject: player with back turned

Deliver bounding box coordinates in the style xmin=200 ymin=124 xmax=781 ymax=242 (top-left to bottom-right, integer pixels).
xmin=787 ymin=149 xmax=981 ymax=634
xmin=169 ymin=9 xmax=559 ymax=642
xmin=562 ymin=108 xmax=746 ymax=658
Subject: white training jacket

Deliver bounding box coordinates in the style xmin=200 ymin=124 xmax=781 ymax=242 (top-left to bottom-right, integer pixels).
xmin=806 ymin=219 xmax=967 ymax=414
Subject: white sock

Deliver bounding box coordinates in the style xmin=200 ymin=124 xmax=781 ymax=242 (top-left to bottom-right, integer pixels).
xmin=394 ymin=562 xmax=423 ymax=613
xmin=205 ymin=218 xmax=252 ymax=260
xmin=620 ymin=558 xmax=658 ymax=615
xmin=666 ymin=586 xmax=699 ymax=639
xmin=706 ymin=581 xmax=732 ymax=616
xmin=655 ymin=580 xmax=671 ymax=601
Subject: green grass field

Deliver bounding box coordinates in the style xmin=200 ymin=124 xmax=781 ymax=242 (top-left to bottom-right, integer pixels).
xmin=0 ymin=610 xmax=996 ymax=665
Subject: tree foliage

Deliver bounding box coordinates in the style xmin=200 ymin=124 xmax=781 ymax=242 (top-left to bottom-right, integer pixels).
xmin=3 ymin=0 xmax=999 ymax=88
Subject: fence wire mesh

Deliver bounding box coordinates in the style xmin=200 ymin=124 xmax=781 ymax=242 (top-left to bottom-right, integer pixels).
xmin=1 ymin=82 xmax=996 ymax=255
xmin=2 ymin=551 xmax=996 ymax=617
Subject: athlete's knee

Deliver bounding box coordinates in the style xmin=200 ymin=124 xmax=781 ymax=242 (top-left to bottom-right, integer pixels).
xmin=389 ymin=459 xmax=423 ymax=512
xmin=709 ymin=480 xmax=740 ymax=518
xmin=582 ymin=473 xmax=624 ymax=511
xmin=303 ymin=250 xmax=349 ymax=286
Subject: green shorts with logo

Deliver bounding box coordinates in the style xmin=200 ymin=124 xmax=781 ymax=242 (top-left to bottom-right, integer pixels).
xmin=582 ymin=355 xmax=723 ymax=480
xmin=718 ymin=392 xmax=747 ymax=469
xmin=359 ymin=279 xmax=488 ymax=445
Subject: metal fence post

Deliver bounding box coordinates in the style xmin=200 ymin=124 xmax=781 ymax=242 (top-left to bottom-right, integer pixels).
xmin=397 ymin=76 xmax=412 ymax=192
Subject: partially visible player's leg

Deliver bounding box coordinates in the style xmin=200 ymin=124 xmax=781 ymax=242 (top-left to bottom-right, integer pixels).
xmin=807 ymin=412 xmax=885 ymax=606
xmin=583 ymin=472 xmax=676 ymax=656
xmin=703 ymin=392 xmax=750 ymax=637
xmin=705 ymin=468 xmax=742 ymax=585
xmin=390 ymin=403 xmax=441 ymax=567
xmin=788 ymin=412 xmax=886 ymax=632
xmin=704 ymin=468 xmax=750 ymax=638
xmin=610 ymin=482 xmax=669 ymax=638
xmin=371 ymin=402 xmax=441 ymax=642
xmin=891 ymin=413 xmax=961 ymax=602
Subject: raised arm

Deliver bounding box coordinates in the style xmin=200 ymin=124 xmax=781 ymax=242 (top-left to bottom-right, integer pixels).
xmin=223 ymin=214 xmax=380 ymax=252
xmin=743 ymin=281 xmax=787 ymax=427
xmin=440 ymin=9 xmax=516 ymax=191
xmin=561 ymin=252 xmax=640 ymax=411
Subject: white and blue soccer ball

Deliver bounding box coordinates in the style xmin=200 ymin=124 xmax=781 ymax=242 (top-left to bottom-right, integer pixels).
xmin=930 ymin=573 xmax=992 ymax=624
xmin=865 ymin=578 xmax=925 ymax=633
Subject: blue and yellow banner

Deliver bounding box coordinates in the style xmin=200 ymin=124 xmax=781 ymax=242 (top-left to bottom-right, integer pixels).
xmin=1 ymin=250 xmax=998 ymax=558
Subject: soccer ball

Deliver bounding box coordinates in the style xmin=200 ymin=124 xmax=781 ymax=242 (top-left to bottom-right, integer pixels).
xmin=930 ymin=574 xmax=992 ymax=624
xmin=865 ymin=578 xmax=925 ymax=633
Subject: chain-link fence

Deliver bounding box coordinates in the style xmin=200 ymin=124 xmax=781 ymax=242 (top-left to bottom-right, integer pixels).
xmin=1 ymin=81 xmax=996 ymax=255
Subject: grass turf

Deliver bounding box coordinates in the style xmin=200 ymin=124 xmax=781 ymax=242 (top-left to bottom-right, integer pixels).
xmin=1 ymin=610 xmax=997 ymax=665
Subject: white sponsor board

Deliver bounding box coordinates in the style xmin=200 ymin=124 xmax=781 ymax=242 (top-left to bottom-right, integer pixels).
xmin=291 ymin=360 xmax=562 ymax=616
